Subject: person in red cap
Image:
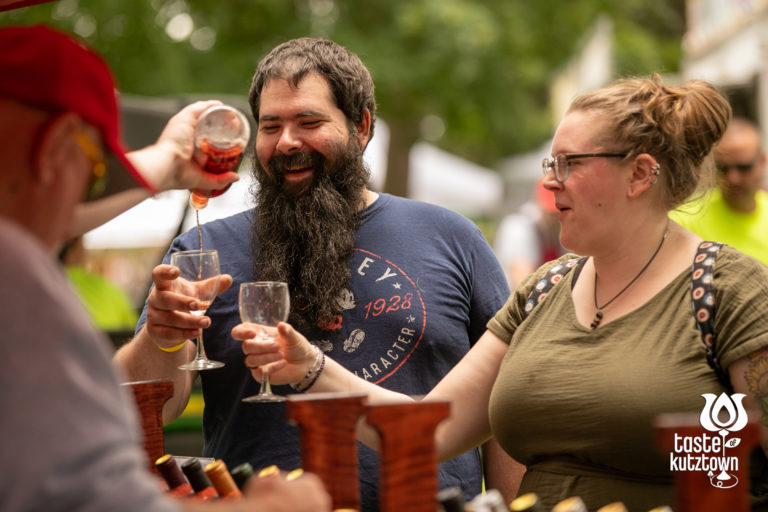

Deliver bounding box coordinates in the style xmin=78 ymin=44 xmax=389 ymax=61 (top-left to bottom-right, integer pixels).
xmin=0 ymin=23 xmax=240 ymax=242
xmin=0 ymin=24 xmax=330 ymax=512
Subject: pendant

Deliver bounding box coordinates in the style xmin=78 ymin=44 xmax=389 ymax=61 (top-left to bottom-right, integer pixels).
xmin=590 ymin=310 xmax=603 ymax=330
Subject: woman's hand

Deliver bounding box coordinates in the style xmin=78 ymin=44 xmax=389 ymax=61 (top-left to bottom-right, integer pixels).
xmin=232 ymin=321 xmax=317 ymax=387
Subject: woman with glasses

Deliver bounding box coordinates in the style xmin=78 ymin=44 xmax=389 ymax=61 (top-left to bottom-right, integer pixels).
xmin=234 ymin=75 xmax=768 ymax=511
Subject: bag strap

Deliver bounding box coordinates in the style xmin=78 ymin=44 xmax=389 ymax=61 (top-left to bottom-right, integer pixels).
xmin=690 ymin=241 xmax=731 ymax=391
xmin=523 ymin=243 xmax=731 ymax=391
xmin=523 ymin=257 xmax=585 ymax=318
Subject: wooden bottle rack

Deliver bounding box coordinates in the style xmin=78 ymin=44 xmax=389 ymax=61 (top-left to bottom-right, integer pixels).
xmin=287 ymin=393 xmax=450 ymax=511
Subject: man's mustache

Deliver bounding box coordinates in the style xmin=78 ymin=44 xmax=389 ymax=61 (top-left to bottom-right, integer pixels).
xmin=267 ymin=151 xmax=325 ymax=180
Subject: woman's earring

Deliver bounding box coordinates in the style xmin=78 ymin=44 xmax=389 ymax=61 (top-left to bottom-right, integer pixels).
xmin=650 ymin=164 xmax=660 ymax=185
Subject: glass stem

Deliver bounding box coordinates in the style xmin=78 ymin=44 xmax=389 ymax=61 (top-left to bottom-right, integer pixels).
xmin=260 ymin=369 xmax=272 ymax=396
xmin=196 ymin=328 xmax=208 ymax=360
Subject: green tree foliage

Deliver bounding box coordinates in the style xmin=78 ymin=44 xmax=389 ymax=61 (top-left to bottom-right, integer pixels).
xmin=1 ymin=0 xmax=684 ymax=194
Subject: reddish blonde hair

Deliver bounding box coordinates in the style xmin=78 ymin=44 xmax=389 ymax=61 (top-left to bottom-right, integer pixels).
xmin=568 ymin=74 xmax=732 ymax=209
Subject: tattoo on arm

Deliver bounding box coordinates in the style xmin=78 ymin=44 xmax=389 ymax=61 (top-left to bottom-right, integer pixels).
xmin=745 ymin=349 xmax=768 ymax=407
xmin=744 ymin=348 xmax=768 ymax=456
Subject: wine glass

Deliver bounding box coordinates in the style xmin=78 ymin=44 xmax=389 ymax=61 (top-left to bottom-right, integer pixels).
xmin=171 ymin=249 xmax=225 ymax=371
xmin=239 ymin=281 xmax=290 ymax=403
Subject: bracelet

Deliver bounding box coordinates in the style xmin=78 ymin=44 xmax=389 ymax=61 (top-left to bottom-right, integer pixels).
xmin=302 ymin=352 xmax=325 ymax=392
xmin=157 ymin=341 xmax=188 ymax=353
xmin=290 ymin=346 xmax=323 ymax=392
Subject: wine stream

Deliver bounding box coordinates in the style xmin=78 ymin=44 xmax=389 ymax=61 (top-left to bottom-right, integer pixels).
xmin=196 ymin=209 xmax=203 ymax=278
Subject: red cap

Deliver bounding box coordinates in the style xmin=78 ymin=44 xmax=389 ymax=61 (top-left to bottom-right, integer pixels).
xmin=0 ymin=0 xmax=55 ymax=12
xmin=0 ymin=25 xmax=157 ymax=199
xmin=535 ymin=178 xmax=557 ymax=213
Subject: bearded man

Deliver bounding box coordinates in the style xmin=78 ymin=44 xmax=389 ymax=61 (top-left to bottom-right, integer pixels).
xmin=116 ymin=38 xmax=516 ymax=510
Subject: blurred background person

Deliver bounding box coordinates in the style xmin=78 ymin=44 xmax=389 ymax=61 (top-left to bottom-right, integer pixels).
xmin=494 ymin=178 xmax=565 ymax=287
xmin=59 ymin=235 xmax=139 ymax=333
xmin=671 ymin=117 xmax=768 ymax=265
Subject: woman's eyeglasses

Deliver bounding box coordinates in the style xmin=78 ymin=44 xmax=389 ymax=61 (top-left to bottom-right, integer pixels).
xmin=541 ymin=152 xmax=628 ymax=183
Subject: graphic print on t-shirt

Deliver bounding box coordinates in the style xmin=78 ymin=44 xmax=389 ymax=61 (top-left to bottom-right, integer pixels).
xmin=306 ymin=248 xmax=426 ymax=383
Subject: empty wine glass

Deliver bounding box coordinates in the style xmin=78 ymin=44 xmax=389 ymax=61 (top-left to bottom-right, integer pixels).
xmin=239 ymin=281 xmax=290 ymax=403
xmin=171 ymin=249 xmax=225 ymax=371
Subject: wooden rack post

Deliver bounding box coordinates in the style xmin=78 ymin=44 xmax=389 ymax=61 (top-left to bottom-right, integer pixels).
xmin=122 ymin=379 xmax=174 ymax=474
xmin=365 ymin=400 xmax=450 ymax=512
xmin=286 ymin=392 xmax=368 ymax=510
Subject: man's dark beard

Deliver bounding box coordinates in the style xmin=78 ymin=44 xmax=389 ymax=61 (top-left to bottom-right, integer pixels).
xmin=250 ymin=136 xmax=369 ymax=327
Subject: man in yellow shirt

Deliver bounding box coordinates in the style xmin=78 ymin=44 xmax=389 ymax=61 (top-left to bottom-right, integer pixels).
xmin=59 ymin=235 xmax=139 ymax=333
xmin=671 ymin=117 xmax=768 ymax=266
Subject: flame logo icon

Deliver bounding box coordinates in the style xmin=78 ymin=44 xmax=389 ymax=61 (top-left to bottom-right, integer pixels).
xmin=699 ymin=393 xmax=748 ymax=488
xmin=700 ymin=393 xmax=748 ymax=433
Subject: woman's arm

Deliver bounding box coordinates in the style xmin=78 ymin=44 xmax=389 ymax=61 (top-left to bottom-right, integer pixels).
xmin=426 ymin=330 xmax=510 ymax=461
xmin=729 ymin=346 xmax=768 ymax=457
xmin=233 ymin=322 xmax=509 ymax=462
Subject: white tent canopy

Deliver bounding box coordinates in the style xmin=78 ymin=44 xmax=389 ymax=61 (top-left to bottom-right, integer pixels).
xmin=408 ymin=142 xmax=502 ymax=218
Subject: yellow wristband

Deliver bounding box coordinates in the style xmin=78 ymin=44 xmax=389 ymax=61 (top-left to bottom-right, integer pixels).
xmin=157 ymin=341 xmax=188 ymax=353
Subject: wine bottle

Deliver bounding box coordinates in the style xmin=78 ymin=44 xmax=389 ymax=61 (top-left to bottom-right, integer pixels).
xmin=596 ymin=502 xmax=628 ymax=512
xmin=230 ymin=461 xmax=254 ymax=490
xmin=509 ymin=492 xmax=544 ymax=511
xmin=551 ymin=496 xmax=588 ymax=512
xmin=257 ymin=464 xmax=281 ymax=478
xmin=204 ymin=459 xmax=242 ymax=499
xmin=190 ymin=104 xmax=250 ymax=210
xmin=155 ymin=454 xmax=193 ymax=498
xmin=285 ymin=468 xmax=305 ymax=481
xmin=181 ymin=457 xmax=219 ymax=500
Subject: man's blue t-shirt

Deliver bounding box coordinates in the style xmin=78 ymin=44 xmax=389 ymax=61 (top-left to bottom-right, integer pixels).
xmin=141 ymin=193 xmax=509 ymax=510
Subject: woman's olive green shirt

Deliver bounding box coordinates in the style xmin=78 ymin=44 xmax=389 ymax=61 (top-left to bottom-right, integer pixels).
xmin=487 ymin=247 xmax=768 ymax=511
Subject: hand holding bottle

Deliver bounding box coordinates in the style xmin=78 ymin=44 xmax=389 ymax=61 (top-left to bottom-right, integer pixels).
xmin=189 ymin=104 xmax=251 ymax=209
xmin=127 ymin=100 xmax=241 ymax=196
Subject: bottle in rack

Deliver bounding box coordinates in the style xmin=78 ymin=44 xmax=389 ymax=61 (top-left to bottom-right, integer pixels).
xmin=551 ymin=496 xmax=587 ymax=512
xmin=204 ymin=459 xmax=243 ymax=499
xmin=230 ymin=461 xmax=254 ymax=490
xmin=155 ymin=454 xmax=193 ymax=498
xmin=190 ymin=104 xmax=250 ymax=210
xmin=257 ymin=464 xmax=281 ymax=478
xmin=509 ymin=492 xmax=544 ymax=512
xmin=181 ymin=457 xmax=219 ymax=501
xmin=595 ymin=502 xmax=628 ymax=512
